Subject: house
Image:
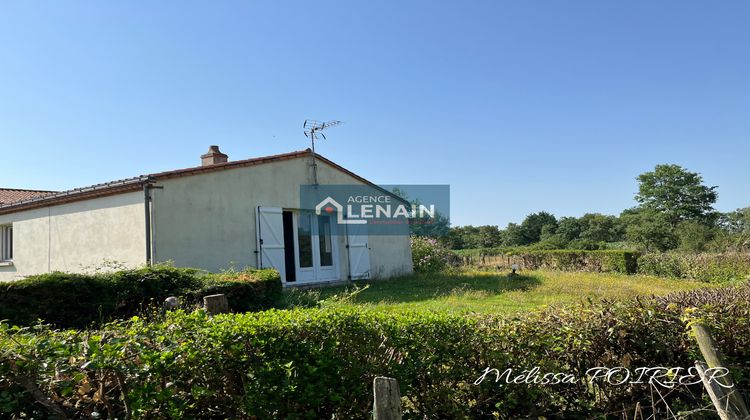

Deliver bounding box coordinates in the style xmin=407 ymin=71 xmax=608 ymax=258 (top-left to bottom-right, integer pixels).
xmin=0 ymin=147 xmax=413 ymax=284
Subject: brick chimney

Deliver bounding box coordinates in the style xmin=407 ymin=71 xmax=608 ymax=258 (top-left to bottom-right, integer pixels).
xmin=201 ymin=145 xmax=228 ymax=166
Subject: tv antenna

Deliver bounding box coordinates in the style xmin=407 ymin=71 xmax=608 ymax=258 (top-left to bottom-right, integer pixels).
xmin=304 ymin=119 xmax=342 ymax=185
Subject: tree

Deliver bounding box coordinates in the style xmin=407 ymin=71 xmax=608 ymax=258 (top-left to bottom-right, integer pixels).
xmin=519 ymin=212 xmax=558 ymax=245
xmin=635 ymin=164 xmax=718 ymax=227
xmin=721 ymin=207 xmax=750 ymax=234
xmin=621 ymin=208 xmax=677 ymax=252
xmin=503 ymin=223 xmax=526 ymax=247
xmin=557 ymin=217 xmax=585 ymax=242
xmin=675 ymin=221 xmax=716 ymax=252
xmin=440 ymin=225 xmax=505 ymax=249
xmin=710 ymin=208 xmax=750 ymax=252
xmin=579 ymin=213 xmax=624 ymax=243
xmin=476 ymin=225 xmax=504 ymax=248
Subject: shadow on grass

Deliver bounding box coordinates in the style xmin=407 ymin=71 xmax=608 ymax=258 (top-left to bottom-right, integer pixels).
xmin=285 ymin=271 xmax=543 ymax=307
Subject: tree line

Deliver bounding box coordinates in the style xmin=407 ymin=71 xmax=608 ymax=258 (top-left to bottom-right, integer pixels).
xmin=441 ymin=164 xmax=750 ymax=252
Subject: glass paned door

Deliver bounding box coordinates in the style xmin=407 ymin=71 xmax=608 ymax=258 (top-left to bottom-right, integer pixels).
xmin=293 ymin=211 xmax=339 ymax=283
xmin=294 ymin=212 xmax=316 ymax=282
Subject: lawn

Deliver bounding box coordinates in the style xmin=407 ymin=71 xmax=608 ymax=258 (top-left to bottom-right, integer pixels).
xmin=286 ymin=269 xmax=711 ymax=315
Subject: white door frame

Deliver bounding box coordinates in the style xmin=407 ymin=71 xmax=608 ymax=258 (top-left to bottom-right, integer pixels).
xmin=291 ymin=210 xmax=339 ymax=284
xmin=292 ymin=211 xmax=317 ymax=283
xmin=315 ymin=212 xmax=339 ymax=281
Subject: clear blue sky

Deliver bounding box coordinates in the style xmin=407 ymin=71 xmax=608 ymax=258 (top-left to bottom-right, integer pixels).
xmin=1 ymin=1 xmax=748 ymax=226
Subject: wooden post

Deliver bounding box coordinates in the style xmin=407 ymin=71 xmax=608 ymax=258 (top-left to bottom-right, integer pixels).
xmin=203 ymin=294 xmax=229 ymax=315
xmin=373 ymin=376 xmax=402 ymax=420
xmin=691 ymin=323 xmax=750 ymax=419
xmin=695 ymin=361 xmax=732 ymax=420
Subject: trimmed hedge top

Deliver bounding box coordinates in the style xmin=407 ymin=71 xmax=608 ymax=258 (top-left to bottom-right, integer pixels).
xmin=0 ymin=265 xmax=282 ymax=328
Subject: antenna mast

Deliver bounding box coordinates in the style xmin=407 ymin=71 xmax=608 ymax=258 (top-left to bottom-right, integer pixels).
xmin=303 ymin=119 xmax=342 ymax=185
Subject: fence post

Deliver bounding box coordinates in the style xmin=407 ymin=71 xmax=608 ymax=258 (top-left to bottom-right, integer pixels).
xmin=373 ymin=376 xmax=402 ymax=420
xmin=203 ymin=294 xmax=229 ymax=315
xmin=691 ymin=323 xmax=750 ymax=419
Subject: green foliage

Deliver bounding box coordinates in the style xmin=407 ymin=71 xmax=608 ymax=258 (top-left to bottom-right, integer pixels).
xmin=2 ymin=283 xmax=749 ymax=418
xmin=578 ymin=213 xmax=624 ymax=242
xmin=635 ymin=163 xmax=719 ymax=227
xmin=516 ymin=250 xmax=639 ymax=274
xmin=443 ymin=165 xmax=748 ymax=253
xmin=440 ymin=225 xmax=505 ymax=249
xmin=621 ymin=208 xmax=678 ymax=251
xmin=637 ymin=252 xmax=750 ymax=283
xmin=454 ymin=249 xmax=639 ymax=274
xmin=675 ymin=220 xmax=717 ymax=252
xmin=519 ymin=211 xmax=558 ymax=245
xmin=713 ymin=208 xmax=750 ymax=252
xmin=528 ymin=234 xmax=569 ymax=250
xmin=410 ymin=236 xmax=454 ymax=272
xmin=0 ymin=265 xmax=282 ymax=328
xmin=722 ymin=207 xmax=750 ymax=234
xmin=445 ymin=212 xmax=628 ymax=251
xmin=456 ymin=247 xmax=750 ymax=283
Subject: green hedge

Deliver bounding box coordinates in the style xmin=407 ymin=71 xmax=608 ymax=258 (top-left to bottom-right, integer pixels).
xmin=637 ymin=252 xmax=750 ymax=283
xmin=457 ymin=249 xmax=750 ymax=282
xmin=516 ymin=250 xmax=640 ymax=273
xmin=0 ymin=265 xmax=282 ymax=328
xmin=455 ymin=249 xmax=639 ymax=274
xmin=2 ymin=283 xmax=749 ymax=418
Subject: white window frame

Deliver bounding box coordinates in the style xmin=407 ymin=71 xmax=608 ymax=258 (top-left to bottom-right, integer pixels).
xmin=1 ymin=224 xmax=13 ymax=262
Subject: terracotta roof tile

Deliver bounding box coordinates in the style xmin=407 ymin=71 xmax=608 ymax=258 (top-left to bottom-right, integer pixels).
xmin=0 ymin=188 xmax=56 ymax=205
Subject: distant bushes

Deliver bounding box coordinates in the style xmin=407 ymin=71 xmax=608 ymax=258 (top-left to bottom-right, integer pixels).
xmin=518 ymin=250 xmax=639 ymax=274
xmin=456 ymin=248 xmax=750 ymax=282
xmin=637 ymin=252 xmax=750 ymax=283
xmin=456 ymin=249 xmax=640 ymax=274
xmin=0 ymin=265 xmax=282 ymax=328
xmin=2 ymin=282 xmax=749 ymax=418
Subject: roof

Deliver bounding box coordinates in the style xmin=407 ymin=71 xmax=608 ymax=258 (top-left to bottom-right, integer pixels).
xmin=0 ymin=150 xmax=405 ymax=215
xmin=0 ymin=188 xmax=57 ymax=205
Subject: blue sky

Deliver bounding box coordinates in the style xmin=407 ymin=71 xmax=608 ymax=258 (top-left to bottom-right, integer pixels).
xmin=1 ymin=1 xmax=748 ymax=226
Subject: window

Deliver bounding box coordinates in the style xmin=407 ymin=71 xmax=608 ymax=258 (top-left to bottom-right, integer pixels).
xmin=1 ymin=225 xmax=12 ymax=261
xmin=318 ymin=215 xmax=333 ymax=267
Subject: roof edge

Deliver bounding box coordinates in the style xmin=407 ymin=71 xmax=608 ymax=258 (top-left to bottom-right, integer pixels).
xmin=0 ymin=177 xmax=150 ymax=215
xmin=0 ymin=150 xmax=405 ymax=215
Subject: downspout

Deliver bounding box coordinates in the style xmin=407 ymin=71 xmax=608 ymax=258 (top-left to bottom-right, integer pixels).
xmin=144 ymin=183 xmax=152 ymax=265
xmin=143 ymin=180 xmax=162 ymax=266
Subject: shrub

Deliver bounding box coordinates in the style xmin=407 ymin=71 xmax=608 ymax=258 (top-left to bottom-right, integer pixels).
xmin=517 ymin=250 xmax=639 ymax=274
xmin=410 ymin=236 xmax=454 ymax=272
xmin=0 ymin=265 xmax=282 ymax=328
xmin=637 ymin=252 xmax=750 ymax=282
xmin=3 ymin=282 xmax=749 ymax=418
xmin=453 ymin=249 xmax=639 ymax=274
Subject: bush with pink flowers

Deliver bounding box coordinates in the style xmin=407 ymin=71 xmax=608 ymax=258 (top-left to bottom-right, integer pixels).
xmin=410 ymin=236 xmax=454 ymax=272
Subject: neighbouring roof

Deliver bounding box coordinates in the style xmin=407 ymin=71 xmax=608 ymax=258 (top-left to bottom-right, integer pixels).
xmin=0 ymin=188 xmax=57 ymax=205
xmin=0 ymin=150 xmax=403 ymax=215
